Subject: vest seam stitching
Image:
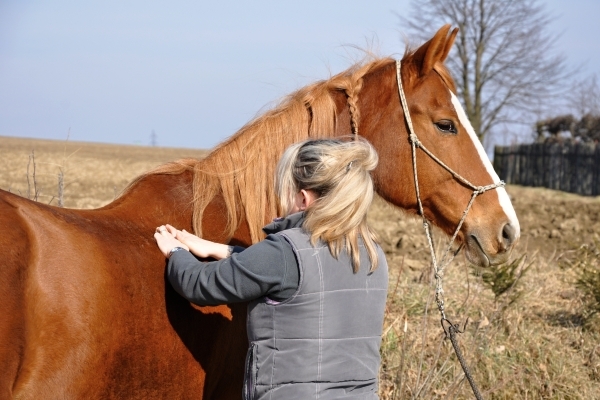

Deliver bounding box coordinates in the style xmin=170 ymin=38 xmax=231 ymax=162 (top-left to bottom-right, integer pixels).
xmin=316 ymin=250 xmax=324 ymax=399
xmin=256 ymin=335 xmax=383 ymax=340
xmin=268 ymin=304 xmax=275 ymax=400
xmin=289 ymin=288 xmax=387 ymax=297
xmin=273 ymin=232 xmax=305 ymax=305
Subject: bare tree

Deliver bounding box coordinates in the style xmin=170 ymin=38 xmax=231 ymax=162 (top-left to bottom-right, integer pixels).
xmin=567 ymin=74 xmax=600 ymax=118
xmin=398 ymin=0 xmax=568 ymax=145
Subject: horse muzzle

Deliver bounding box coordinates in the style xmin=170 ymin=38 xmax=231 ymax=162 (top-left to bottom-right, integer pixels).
xmin=463 ymin=220 xmax=520 ymax=268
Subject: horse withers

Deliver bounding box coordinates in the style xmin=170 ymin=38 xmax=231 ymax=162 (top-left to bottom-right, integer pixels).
xmin=0 ymin=25 xmax=519 ymax=399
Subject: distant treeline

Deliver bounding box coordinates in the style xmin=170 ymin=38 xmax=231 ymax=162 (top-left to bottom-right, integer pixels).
xmin=494 ymin=142 xmax=600 ymax=196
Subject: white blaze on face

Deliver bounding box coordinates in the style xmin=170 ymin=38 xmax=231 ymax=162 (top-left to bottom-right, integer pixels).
xmin=450 ymin=92 xmax=520 ymax=237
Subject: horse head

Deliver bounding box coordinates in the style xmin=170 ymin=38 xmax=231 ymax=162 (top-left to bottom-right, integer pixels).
xmin=361 ymin=25 xmax=520 ymax=267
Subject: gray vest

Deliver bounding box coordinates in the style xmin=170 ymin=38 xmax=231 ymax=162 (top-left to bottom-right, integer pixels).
xmin=245 ymin=228 xmax=389 ymax=400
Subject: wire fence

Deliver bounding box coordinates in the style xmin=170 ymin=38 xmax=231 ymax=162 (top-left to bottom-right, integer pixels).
xmin=493 ymin=142 xmax=600 ymax=196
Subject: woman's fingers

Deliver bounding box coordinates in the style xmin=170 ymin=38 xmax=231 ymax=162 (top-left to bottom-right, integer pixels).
xmin=165 ymin=224 xmax=178 ymax=235
xmin=175 ymin=230 xmax=195 ymax=244
xmin=154 ymin=232 xmax=189 ymax=255
xmin=155 ymin=225 xmax=186 ymax=254
xmin=155 ymin=224 xmax=178 ymax=238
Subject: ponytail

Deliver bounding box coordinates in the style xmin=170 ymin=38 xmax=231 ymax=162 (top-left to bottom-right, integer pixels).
xmin=275 ymin=137 xmax=380 ymax=272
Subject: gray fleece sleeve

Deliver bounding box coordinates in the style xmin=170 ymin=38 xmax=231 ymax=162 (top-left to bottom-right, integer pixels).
xmin=167 ymin=234 xmax=299 ymax=305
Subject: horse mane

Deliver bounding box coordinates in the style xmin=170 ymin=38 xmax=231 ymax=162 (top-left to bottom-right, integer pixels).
xmin=126 ymin=56 xmax=395 ymax=243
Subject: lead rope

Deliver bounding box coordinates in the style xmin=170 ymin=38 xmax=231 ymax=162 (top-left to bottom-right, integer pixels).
xmin=396 ymin=60 xmax=505 ymax=400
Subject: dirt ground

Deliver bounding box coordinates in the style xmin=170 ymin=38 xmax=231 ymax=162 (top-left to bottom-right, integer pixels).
xmin=506 ymin=185 xmax=600 ymax=257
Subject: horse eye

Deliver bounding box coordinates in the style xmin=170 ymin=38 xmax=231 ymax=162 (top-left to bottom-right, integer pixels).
xmin=435 ymin=120 xmax=457 ymax=134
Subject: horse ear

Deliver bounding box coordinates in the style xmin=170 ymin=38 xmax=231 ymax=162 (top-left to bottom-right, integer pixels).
xmin=411 ymin=25 xmax=458 ymax=76
xmin=439 ymin=27 xmax=458 ymax=62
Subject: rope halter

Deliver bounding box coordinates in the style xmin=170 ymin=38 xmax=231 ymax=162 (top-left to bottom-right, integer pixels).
xmin=395 ymin=59 xmax=505 ymax=324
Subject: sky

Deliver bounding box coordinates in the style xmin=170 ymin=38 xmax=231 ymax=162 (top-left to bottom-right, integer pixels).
xmin=1 ymin=0 xmax=599 ymax=150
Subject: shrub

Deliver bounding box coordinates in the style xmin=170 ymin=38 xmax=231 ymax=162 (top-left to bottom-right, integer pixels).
xmin=472 ymin=254 xmax=531 ymax=307
xmin=561 ymin=235 xmax=600 ymax=324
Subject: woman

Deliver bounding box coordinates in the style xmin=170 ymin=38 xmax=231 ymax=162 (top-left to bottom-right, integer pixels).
xmin=155 ymin=137 xmax=388 ymax=400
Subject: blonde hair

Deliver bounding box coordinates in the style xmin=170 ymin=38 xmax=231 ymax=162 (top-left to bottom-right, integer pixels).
xmin=275 ymin=137 xmax=380 ymax=272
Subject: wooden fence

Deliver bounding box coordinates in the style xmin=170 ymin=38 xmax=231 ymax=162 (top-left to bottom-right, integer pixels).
xmin=493 ymin=142 xmax=600 ymax=196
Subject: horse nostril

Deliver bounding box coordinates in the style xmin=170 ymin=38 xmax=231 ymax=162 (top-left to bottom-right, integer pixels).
xmin=501 ymin=222 xmax=517 ymax=250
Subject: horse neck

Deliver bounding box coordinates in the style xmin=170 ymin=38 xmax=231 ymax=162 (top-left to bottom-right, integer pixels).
xmin=355 ymin=61 xmax=416 ymax=212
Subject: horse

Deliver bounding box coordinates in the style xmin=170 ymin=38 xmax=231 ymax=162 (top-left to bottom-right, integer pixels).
xmin=0 ymin=25 xmax=519 ymax=399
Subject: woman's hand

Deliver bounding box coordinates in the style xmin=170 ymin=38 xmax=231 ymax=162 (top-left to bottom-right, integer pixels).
xmin=156 ymin=224 xmax=232 ymax=260
xmin=154 ymin=225 xmax=189 ymax=258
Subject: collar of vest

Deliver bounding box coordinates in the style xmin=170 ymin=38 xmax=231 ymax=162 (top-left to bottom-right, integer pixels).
xmin=262 ymin=212 xmax=305 ymax=235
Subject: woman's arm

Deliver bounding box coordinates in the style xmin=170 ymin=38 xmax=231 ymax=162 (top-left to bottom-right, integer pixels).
xmin=166 ymin=234 xmax=299 ymax=305
xmin=168 ymin=225 xmax=234 ymax=259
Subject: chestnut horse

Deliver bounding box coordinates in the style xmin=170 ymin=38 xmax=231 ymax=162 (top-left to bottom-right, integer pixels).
xmin=0 ymin=25 xmax=519 ymax=399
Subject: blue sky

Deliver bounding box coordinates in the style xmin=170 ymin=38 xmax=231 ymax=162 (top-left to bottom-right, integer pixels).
xmin=1 ymin=0 xmax=598 ymax=149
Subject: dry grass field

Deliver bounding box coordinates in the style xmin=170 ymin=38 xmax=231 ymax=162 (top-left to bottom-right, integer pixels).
xmin=0 ymin=136 xmax=208 ymax=209
xmin=2 ymin=136 xmax=600 ymax=398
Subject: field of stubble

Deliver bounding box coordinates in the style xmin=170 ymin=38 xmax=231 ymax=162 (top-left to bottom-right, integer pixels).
xmin=2 ymin=135 xmax=600 ymax=399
